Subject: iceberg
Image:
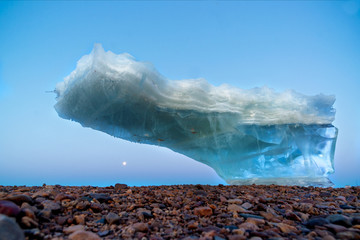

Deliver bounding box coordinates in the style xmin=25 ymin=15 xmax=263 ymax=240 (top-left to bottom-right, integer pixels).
xmin=54 ymin=44 xmax=338 ymax=187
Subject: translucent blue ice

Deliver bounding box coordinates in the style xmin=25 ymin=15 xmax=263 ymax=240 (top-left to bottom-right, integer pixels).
xmin=55 ymin=44 xmax=338 ymax=186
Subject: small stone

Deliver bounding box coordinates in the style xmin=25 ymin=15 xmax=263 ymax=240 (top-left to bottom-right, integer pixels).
xmin=136 ymin=208 xmax=153 ymax=221
xmin=227 ymin=199 xmax=242 ymax=204
xmin=89 ymin=193 xmax=112 ymax=203
xmin=246 ymin=217 xmax=265 ymax=225
xmin=38 ymin=209 xmax=52 ymax=221
xmin=224 ymin=225 xmax=238 ymax=231
xmin=3 ymin=194 xmax=33 ymax=205
xmin=138 ymin=211 xmax=154 ymax=221
xmin=95 ymin=218 xmax=105 ymax=224
xmin=241 ymin=202 xmax=253 ymax=210
xmin=277 ymin=223 xmax=298 ymax=234
xmin=326 ymin=214 xmax=353 ymax=227
xmin=132 ymin=222 xmax=148 ymax=232
xmin=34 ymin=197 xmax=46 ymax=204
xmin=297 ymin=203 xmax=315 ymax=214
xmin=75 ymin=201 xmax=89 ymax=210
xmin=23 ymin=228 xmax=41 ymax=239
xmin=20 ymin=202 xmax=35 ymax=210
xmin=214 ymin=236 xmax=226 ymax=240
xmin=315 ymin=229 xmax=333 ymax=238
xmin=69 ymin=230 xmax=101 ymax=240
xmin=90 ymin=203 xmax=103 ymax=212
xmin=239 ymin=214 xmax=265 ymax=220
xmin=336 ymin=231 xmax=360 ymax=239
xmin=0 ymin=214 xmax=25 ymax=240
xmin=343 ymin=209 xmax=357 ymax=213
xmin=32 ymin=190 xmax=51 ymax=198
xmin=220 ymin=196 xmax=227 ymax=202
xmin=114 ymin=183 xmax=128 ymax=191
xmin=41 ymin=200 xmax=61 ymax=212
xmin=194 ymin=190 xmax=208 ymax=196
xmin=340 ymin=204 xmax=356 ymax=210
xmin=54 ymin=193 xmax=75 ymax=201
xmin=228 ymin=234 xmax=246 ymax=240
xmin=263 ymin=228 xmax=282 ymax=237
xmin=21 ymin=207 xmax=36 ymax=220
xmin=97 ymin=230 xmax=110 ymax=237
xmin=80 ymin=196 xmax=92 ymax=202
xmin=249 ymin=237 xmax=262 ymax=240
xmin=232 ymin=228 xmax=245 ymax=235
xmin=21 ymin=216 xmax=38 ymax=228
xmin=305 ymin=231 xmax=317 ymax=239
xmin=209 ymin=204 xmax=217 ymax=210
xmin=352 ymin=216 xmax=360 ymax=225
xmin=306 ymin=217 xmax=330 ymax=228
xmin=320 ymin=192 xmax=331 ymax=197
xmin=203 ymin=230 xmax=216 ymax=238
xmin=0 ymin=200 xmax=21 ymax=217
xmin=64 ymin=225 xmax=85 ymax=234
xmin=285 ymin=210 xmax=302 ymax=222
xmin=297 ymin=212 xmax=310 ymax=221
xmin=194 ymin=206 xmax=213 ymax=216
xmin=228 ymin=204 xmax=247 ymax=213
xmin=106 ymin=212 xmax=121 ymax=225
xmin=324 ymin=223 xmax=347 ymax=233
xmin=187 ymin=220 xmax=199 ymax=229
xmin=353 ymin=225 xmax=360 ymax=229
xmin=259 ymin=211 xmax=275 ymax=221
xmin=56 ymin=216 xmax=69 ymax=225
xmin=336 ymin=196 xmax=347 ymax=202
xmin=238 ymin=222 xmax=258 ymax=231
xmin=74 ymin=214 xmax=86 ymax=225
xmin=153 ymin=208 xmax=164 ymax=215
xmin=323 ymin=235 xmax=336 ymax=240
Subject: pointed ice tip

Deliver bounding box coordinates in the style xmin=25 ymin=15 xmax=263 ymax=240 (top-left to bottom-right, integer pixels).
xmin=92 ymin=43 xmax=105 ymax=55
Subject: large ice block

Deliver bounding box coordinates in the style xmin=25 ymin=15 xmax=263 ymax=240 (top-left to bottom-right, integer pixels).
xmin=54 ymin=44 xmax=338 ymax=186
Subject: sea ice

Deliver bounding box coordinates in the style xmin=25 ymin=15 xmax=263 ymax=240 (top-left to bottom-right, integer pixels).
xmin=54 ymin=44 xmax=338 ymax=186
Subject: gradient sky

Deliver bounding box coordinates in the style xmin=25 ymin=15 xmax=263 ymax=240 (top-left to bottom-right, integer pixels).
xmin=0 ymin=1 xmax=359 ymax=187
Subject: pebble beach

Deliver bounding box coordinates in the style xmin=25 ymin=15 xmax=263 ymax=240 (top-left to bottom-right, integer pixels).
xmin=0 ymin=184 xmax=360 ymax=240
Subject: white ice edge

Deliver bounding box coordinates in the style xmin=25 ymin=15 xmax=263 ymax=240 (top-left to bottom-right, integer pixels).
xmin=55 ymin=44 xmax=336 ymax=125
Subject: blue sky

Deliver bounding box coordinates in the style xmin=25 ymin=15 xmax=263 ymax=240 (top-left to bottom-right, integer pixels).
xmin=0 ymin=1 xmax=359 ymax=187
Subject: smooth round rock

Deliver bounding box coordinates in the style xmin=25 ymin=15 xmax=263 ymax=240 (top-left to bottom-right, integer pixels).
xmin=88 ymin=193 xmax=112 ymax=203
xmin=326 ymin=214 xmax=352 ymax=227
xmin=0 ymin=200 xmax=20 ymax=217
xmin=41 ymin=200 xmax=61 ymax=212
xmin=105 ymin=212 xmax=121 ymax=225
xmin=63 ymin=225 xmax=85 ymax=234
xmin=305 ymin=217 xmax=330 ymax=228
xmin=0 ymin=214 xmax=25 ymax=240
xmin=132 ymin=222 xmax=148 ymax=232
xmin=69 ymin=230 xmax=101 ymax=240
xmin=194 ymin=207 xmax=213 ymax=217
xmin=3 ymin=195 xmax=33 ymax=205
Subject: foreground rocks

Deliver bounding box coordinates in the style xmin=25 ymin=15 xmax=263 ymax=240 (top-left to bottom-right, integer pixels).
xmin=0 ymin=184 xmax=359 ymax=239
xmin=0 ymin=214 xmax=25 ymax=240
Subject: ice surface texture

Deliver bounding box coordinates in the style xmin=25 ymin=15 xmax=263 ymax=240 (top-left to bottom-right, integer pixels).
xmin=55 ymin=44 xmax=338 ymax=186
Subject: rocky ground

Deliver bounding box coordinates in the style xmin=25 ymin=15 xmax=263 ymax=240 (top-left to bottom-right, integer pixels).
xmin=0 ymin=184 xmax=359 ymax=240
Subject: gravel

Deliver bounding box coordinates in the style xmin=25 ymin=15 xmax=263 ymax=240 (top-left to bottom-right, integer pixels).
xmin=0 ymin=184 xmax=359 ymax=239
